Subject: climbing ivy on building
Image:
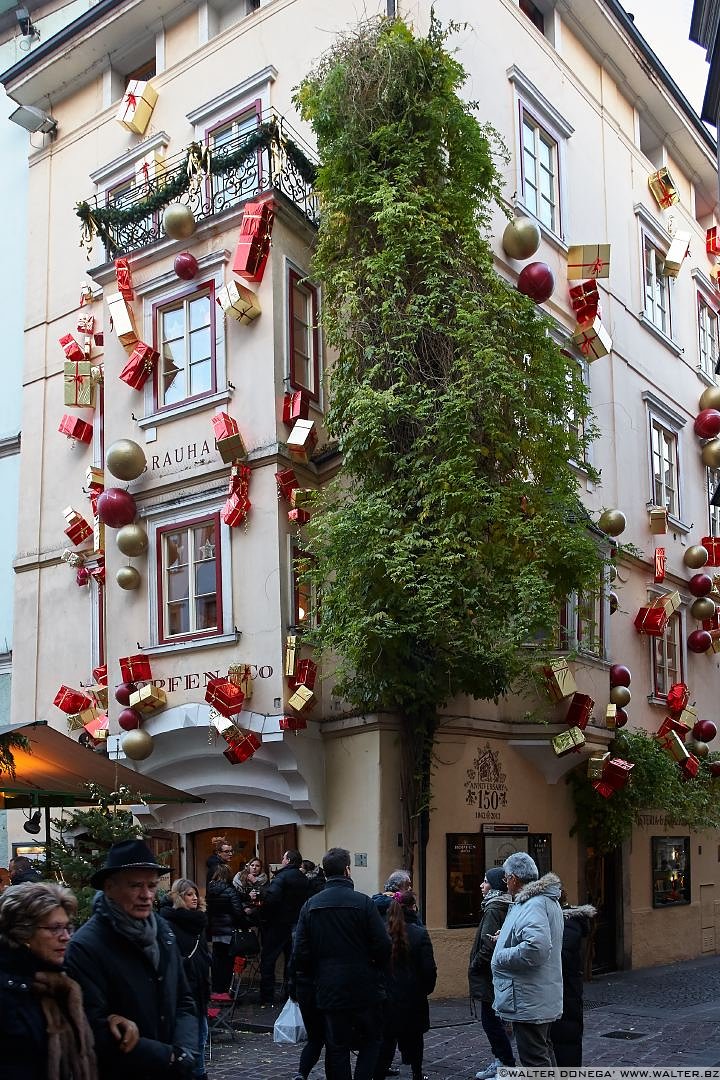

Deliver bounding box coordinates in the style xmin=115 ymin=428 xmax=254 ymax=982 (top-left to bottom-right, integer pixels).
xmin=294 ymin=17 xmax=603 ymax=872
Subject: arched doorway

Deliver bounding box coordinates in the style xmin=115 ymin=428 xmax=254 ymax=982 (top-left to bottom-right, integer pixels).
xmin=193 ymin=827 xmax=257 ymax=891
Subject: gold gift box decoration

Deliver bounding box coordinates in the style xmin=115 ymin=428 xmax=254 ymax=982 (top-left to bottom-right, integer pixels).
xmin=217 ymin=280 xmax=261 ymax=325
xmin=106 ymin=292 xmax=138 ymax=348
xmin=288 ymin=684 xmax=316 ymax=713
xmin=287 ymin=419 xmax=318 ymax=463
xmin=663 ymin=231 xmax=691 ymax=278
xmin=128 ymin=684 xmax=168 ymax=716
xmin=605 ymin=704 xmax=617 ymax=729
xmin=587 ymin=752 xmax=610 ymax=780
xmin=228 ymin=664 xmax=253 ymax=700
xmin=290 ymin=489 xmax=314 ymax=510
xmin=89 ymin=685 xmax=109 ymax=711
xmin=66 ymin=708 xmax=99 ymax=733
xmin=566 ymin=243 xmax=610 ymax=280
xmin=552 ymin=726 xmax=586 ymax=757
xmin=116 ymin=79 xmax=158 ymax=136
xmin=216 ymin=432 xmax=247 ymax=465
xmin=285 ymin=635 xmax=298 ymax=676
xmin=209 ymin=709 xmax=243 ymax=738
xmin=678 ymin=705 xmax=698 ymax=728
xmin=649 ymin=506 xmax=667 ymax=535
xmin=656 ymin=729 xmax=689 ymax=763
xmin=658 ymin=590 xmax=681 ymax=615
xmin=648 ymin=167 xmax=680 ymax=210
xmin=135 ymin=150 xmax=166 ymax=186
xmin=540 ymin=658 xmax=577 ymax=703
xmin=64 ymin=361 xmax=96 ymax=409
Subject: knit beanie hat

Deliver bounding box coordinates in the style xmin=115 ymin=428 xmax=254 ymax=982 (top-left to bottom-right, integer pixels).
xmin=484 ymin=867 xmax=506 ymax=891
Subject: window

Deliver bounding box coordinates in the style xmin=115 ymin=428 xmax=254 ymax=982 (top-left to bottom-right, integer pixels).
xmin=154 ymin=285 xmax=216 ymax=409
xmin=158 ymin=515 xmax=221 ymax=642
xmin=560 ymin=586 xmax=605 ymax=659
xmin=207 ymin=104 xmax=262 ymax=211
xmin=708 ymin=468 xmax=720 ymax=537
xmin=651 ymin=610 xmax=683 ymax=698
xmin=520 ymin=0 xmax=545 ymax=34
xmin=644 ymin=237 xmax=671 ymax=335
xmin=288 ymin=269 xmax=320 ymax=400
xmin=698 ymin=296 xmax=719 ymax=380
xmin=651 ymin=418 xmax=678 ymax=518
xmin=126 ymin=57 xmax=156 ymax=84
xmin=291 ymin=539 xmax=317 ymax=630
xmin=521 ymin=112 xmax=558 ymax=232
xmin=652 ymin=836 xmax=690 ymax=908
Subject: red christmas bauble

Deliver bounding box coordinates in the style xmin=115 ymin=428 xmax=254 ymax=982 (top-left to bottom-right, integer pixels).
xmin=688 ymin=629 xmax=712 ymax=653
xmin=609 ymin=664 xmax=631 ymax=687
xmin=709 ymin=761 xmax=720 ymax=778
xmin=76 ymin=567 xmax=90 ymax=587
xmin=174 ymin=252 xmax=199 ymax=281
xmin=689 ymin=573 xmax=713 ymax=597
xmin=118 ymin=707 xmax=142 ymax=731
xmin=693 ymin=719 xmax=717 ymax=742
xmin=694 ymin=409 xmax=720 ymax=439
xmin=115 ymin=681 xmax=138 ymax=706
xmin=97 ymin=488 xmax=137 ymax=529
xmin=615 ymin=708 xmax=628 ymax=729
xmin=517 ymin=262 xmax=554 ymax=304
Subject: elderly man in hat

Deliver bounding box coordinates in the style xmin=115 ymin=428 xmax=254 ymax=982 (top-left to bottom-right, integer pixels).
xmin=66 ymin=839 xmax=199 ymax=1079
xmin=490 ymin=852 xmax=564 ymax=1068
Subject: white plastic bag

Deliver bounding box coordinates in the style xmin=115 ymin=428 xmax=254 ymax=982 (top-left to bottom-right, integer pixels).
xmin=272 ymin=998 xmax=307 ymax=1045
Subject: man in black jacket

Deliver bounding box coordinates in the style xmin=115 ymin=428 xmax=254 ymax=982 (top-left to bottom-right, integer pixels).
xmin=293 ymin=847 xmax=391 ymax=1080
xmin=259 ymin=848 xmax=311 ymax=1005
xmin=65 ymin=839 xmax=198 ymax=1080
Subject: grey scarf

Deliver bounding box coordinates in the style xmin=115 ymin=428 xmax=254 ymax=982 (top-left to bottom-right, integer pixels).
xmin=95 ymin=892 xmax=160 ymax=969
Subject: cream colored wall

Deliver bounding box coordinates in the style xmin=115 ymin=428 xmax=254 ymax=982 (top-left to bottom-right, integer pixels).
xmin=324 ymin=728 xmax=384 ymax=896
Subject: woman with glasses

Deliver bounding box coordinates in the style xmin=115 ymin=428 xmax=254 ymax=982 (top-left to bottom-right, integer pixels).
xmin=160 ymin=879 xmax=211 ymax=1080
xmin=0 ymin=880 xmax=138 ymax=1079
xmin=468 ymin=868 xmax=515 ymax=1080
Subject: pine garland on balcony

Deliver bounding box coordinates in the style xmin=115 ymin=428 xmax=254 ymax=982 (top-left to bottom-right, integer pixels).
xmin=75 ymin=121 xmax=317 ymax=258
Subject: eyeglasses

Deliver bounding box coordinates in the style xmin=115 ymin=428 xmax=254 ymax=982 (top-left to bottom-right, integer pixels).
xmin=38 ymin=923 xmax=74 ymax=937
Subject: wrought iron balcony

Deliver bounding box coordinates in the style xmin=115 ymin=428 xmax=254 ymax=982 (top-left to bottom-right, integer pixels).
xmin=76 ymin=110 xmax=319 ymax=261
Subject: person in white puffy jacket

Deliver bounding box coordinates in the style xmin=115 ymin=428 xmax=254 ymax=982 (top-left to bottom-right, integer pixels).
xmin=490 ymin=852 xmax=564 ymax=1067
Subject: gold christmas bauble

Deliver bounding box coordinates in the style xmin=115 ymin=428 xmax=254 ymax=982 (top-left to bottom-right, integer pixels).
xmin=116 ymin=565 xmax=142 ymax=590
xmin=691 ymin=597 xmax=715 ymax=620
xmin=684 ymin=545 xmax=709 ymax=569
xmin=598 ymin=509 xmax=626 ymax=537
xmin=122 ymin=728 xmax=153 ymax=761
xmin=686 ymin=737 xmax=709 ymax=759
xmin=116 ymin=523 xmax=149 ymax=558
xmin=106 ymin=439 xmax=146 ymax=482
xmin=502 ymin=217 xmax=541 ymax=261
xmin=609 ymin=685 xmax=631 ymax=707
xmin=702 ymin=440 xmax=720 ymax=468
xmin=163 ymin=202 xmax=196 ymax=240
xmin=700 ymin=386 xmax=720 ymax=412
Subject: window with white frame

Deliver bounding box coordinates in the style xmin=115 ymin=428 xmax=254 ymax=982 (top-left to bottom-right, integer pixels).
xmin=154 ymin=284 xmax=216 ymax=409
xmin=708 ymin=468 xmax=720 ymax=537
xmin=651 ymin=609 xmax=683 ymax=699
xmin=207 ymin=103 xmax=262 ymax=210
xmin=291 ymin=538 xmax=317 ymax=630
xmin=698 ymin=295 xmax=719 ymax=380
xmin=288 ymin=268 xmax=320 ymax=400
xmin=561 ymin=588 xmax=605 ymax=658
xmin=651 ymin=418 xmax=678 ymax=518
xmin=644 ymin=236 xmax=671 ymax=335
xmin=158 ymin=514 xmax=221 ymax=642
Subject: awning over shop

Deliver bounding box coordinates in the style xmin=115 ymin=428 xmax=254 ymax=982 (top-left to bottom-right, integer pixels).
xmin=0 ymin=721 xmax=203 ymax=807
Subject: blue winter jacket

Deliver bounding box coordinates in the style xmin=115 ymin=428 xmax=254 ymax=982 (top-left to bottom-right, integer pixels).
xmin=490 ymin=872 xmax=564 ymax=1023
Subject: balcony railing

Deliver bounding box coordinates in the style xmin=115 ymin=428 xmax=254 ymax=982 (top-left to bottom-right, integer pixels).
xmin=76 ymin=111 xmax=318 ymax=261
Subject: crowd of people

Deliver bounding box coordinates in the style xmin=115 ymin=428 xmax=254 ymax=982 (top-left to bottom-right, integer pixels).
xmin=0 ymin=836 xmax=594 ymax=1080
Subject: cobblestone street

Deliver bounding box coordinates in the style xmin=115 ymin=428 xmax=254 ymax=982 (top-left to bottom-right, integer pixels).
xmin=205 ymin=954 xmax=720 ymax=1078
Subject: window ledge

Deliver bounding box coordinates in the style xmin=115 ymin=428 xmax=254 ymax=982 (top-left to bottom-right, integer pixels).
xmin=696 ymin=366 xmax=717 ymax=387
xmin=638 ymin=313 xmax=683 ymax=356
xmin=514 ymin=203 xmax=568 ymax=254
xmin=647 ymin=694 xmax=669 ymax=708
xmin=138 ymin=388 xmax=232 ymax=431
xmin=140 ymin=630 xmax=241 ymax=656
xmin=667 ymin=514 xmax=691 ymax=535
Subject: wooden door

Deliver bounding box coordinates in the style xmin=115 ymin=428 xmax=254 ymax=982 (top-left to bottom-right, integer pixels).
xmin=145 ymin=830 xmax=181 ymax=882
xmin=259 ymin=824 xmax=298 ymax=874
xmin=192 ymin=827 xmax=257 ymax=893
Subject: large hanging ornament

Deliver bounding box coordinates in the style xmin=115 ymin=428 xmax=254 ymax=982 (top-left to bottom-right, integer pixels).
xmin=608 ymin=591 xmax=619 ymax=614
xmin=615 ymin=707 xmax=628 ymax=729
xmin=116 ymin=565 xmax=141 ymax=590
xmin=684 ymin=545 xmax=709 ymax=569
xmin=686 ymin=737 xmax=709 ymax=759
xmin=118 ymin=707 xmax=142 ymax=731
xmin=691 ymin=597 xmax=715 ymax=620
xmin=517 ymin=262 xmax=554 ymax=304
xmin=97 ymin=488 xmax=137 ymax=528
xmin=502 ymin=217 xmax=541 ymax=261
xmin=609 ymin=685 xmax=631 ymax=708
xmin=688 ymin=629 xmax=712 ymax=653
xmin=700 ymin=386 xmax=720 ymax=412
xmin=597 ymin=509 xmax=626 ymax=537
xmin=694 ymin=410 xmax=720 ymax=439
xmin=693 ymin=719 xmax=717 ymax=742
xmin=702 ymin=440 xmax=720 ymax=468
xmin=609 ymin=664 xmax=631 ymax=687
xmin=174 ymin=252 xmax=198 ymax=280
xmin=121 ymin=728 xmax=153 ymax=760
xmin=163 ymin=202 xmax=196 ymax=240
xmin=116 ymin=523 xmax=149 ymax=557
xmin=115 ymin=681 xmax=138 ymax=706
xmin=689 ymin=573 xmax=713 ymax=597
xmin=106 ymin=439 xmax=146 ymax=482
xmin=709 ymin=761 xmax=720 ymax=778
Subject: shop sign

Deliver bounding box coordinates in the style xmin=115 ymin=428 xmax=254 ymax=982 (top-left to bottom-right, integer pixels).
xmin=464 ymin=742 xmax=508 ymax=820
xmin=148 ymin=441 xmax=214 ymax=471
xmin=139 ymin=666 xmax=273 ymax=692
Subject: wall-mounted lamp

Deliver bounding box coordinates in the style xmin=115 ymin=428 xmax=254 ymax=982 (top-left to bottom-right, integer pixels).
xmin=16 ymin=6 xmax=40 ymax=50
xmin=23 ymin=809 xmax=42 ymax=835
xmin=8 ymin=104 xmax=57 ymax=136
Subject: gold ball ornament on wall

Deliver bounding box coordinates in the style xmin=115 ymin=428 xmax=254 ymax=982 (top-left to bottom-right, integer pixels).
xmin=702 ymin=440 xmax=720 ymax=468
xmin=609 ymin=685 xmax=631 ymax=708
xmin=691 ymin=596 xmax=716 ymax=620
xmin=685 ymin=737 xmax=709 ymax=759
xmin=700 ymin=386 xmax=720 ymax=412
xmin=116 ymin=565 xmax=142 ymax=591
xmin=121 ymin=728 xmax=154 ymax=761
xmin=597 ymin=509 xmax=626 ymax=537
xmin=106 ymin=439 xmax=147 ymax=482
xmin=116 ymin=523 xmax=149 ymax=558
xmin=501 ymin=217 xmax=541 ymax=261
xmin=162 ymin=202 xmax=196 ymax=240
xmin=684 ymin=545 xmax=709 ymax=569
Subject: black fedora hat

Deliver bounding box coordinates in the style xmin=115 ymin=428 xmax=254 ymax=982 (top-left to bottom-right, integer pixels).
xmin=90 ymin=839 xmax=169 ymax=889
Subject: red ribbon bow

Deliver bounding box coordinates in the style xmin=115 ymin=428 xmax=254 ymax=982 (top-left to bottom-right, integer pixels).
xmin=125 ymin=92 xmax=137 ymax=108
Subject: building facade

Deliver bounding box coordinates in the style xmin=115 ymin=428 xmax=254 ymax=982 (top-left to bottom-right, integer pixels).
xmin=2 ymin=0 xmax=720 ymax=993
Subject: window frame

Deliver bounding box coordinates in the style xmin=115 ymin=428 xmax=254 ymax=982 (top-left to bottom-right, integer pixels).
xmin=698 ymin=294 xmax=720 ymax=381
xmin=204 ymin=99 xmax=263 ymax=210
xmin=708 ymin=467 xmax=720 ymax=537
xmin=650 ymin=417 xmax=679 ymax=519
xmin=520 ymin=107 xmax=559 ymax=234
xmin=290 ymin=537 xmax=318 ymax=632
xmin=151 ymin=280 xmax=218 ymax=413
xmin=643 ymin=235 xmax=671 ymax=337
xmin=156 ymin=511 xmax=224 ymax=646
xmin=650 ymin=607 xmax=685 ymax=702
xmin=642 ymin=391 xmax=688 ymax=533
xmin=288 ymin=267 xmax=321 ymax=402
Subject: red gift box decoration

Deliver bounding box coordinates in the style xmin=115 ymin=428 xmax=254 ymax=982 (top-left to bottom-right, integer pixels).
xmin=119 ymin=654 xmax=152 ymax=682
xmin=602 ymin=757 xmax=634 ymax=791
xmin=283 ymin=390 xmax=311 ymax=427
xmin=211 ymin=412 xmax=239 ymax=441
xmin=92 ymin=664 xmax=108 ymax=686
xmin=701 ymin=537 xmax=720 ymax=567
xmin=232 ymin=200 xmax=275 ymax=284
xmin=206 ymin=677 xmax=245 ymax=718
xmin=680 ymin=754 xmax=700 ymax=780
xmin=119 ymin=342 xmax=159 ymax=391
xmin=64 ymin=509 xmax=93 ymax=546
xmin=77 ymin=314 xmax=95 ymax=337
xmin=222 ymin=491 xmax=252 ymax=528
xmin=666 ymin=682 xmax=690 ymax=716
xmin=591 ymin=780 xmax=615 ymax=799
xmin=288 ymin=508 xmax=311 ymax=526
xmin=89 ymin=562 xmax=106 ymax=586
xmin=568 ymin=280 xmax=601 ymax=326
xmin=295 ymin=659 xmax=318 ymax=690
xmin=58 ymin=415 xmax=93 ymax=444
xmin=634 ymin=604 xmax=668 ymax=637
xmin=223 ymin=731 xmax=261 ymax=764
xmin=59 ymin=333 xmax=85 ymax=361
xmin=703 ymin=612 xmax=720 ymax=631
xmin=54 ymin=685 xmax=93 ymax=715
xmin=707 ymin=228 xmax=720 ymax=256
xmin=565 ymin=692 xmax=593 ymax=730
xmin=228 ymin=464 xmax=252 ymax=497
xmin=275 ymin=469 xmax=299 ymax=502
xmin=657 ymin=715 xmax=690 ymax=741
xmin=279 ymin=715 xmax=307 ymax=732
xmin=115 ymin=258 xmax=134 ymax=301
